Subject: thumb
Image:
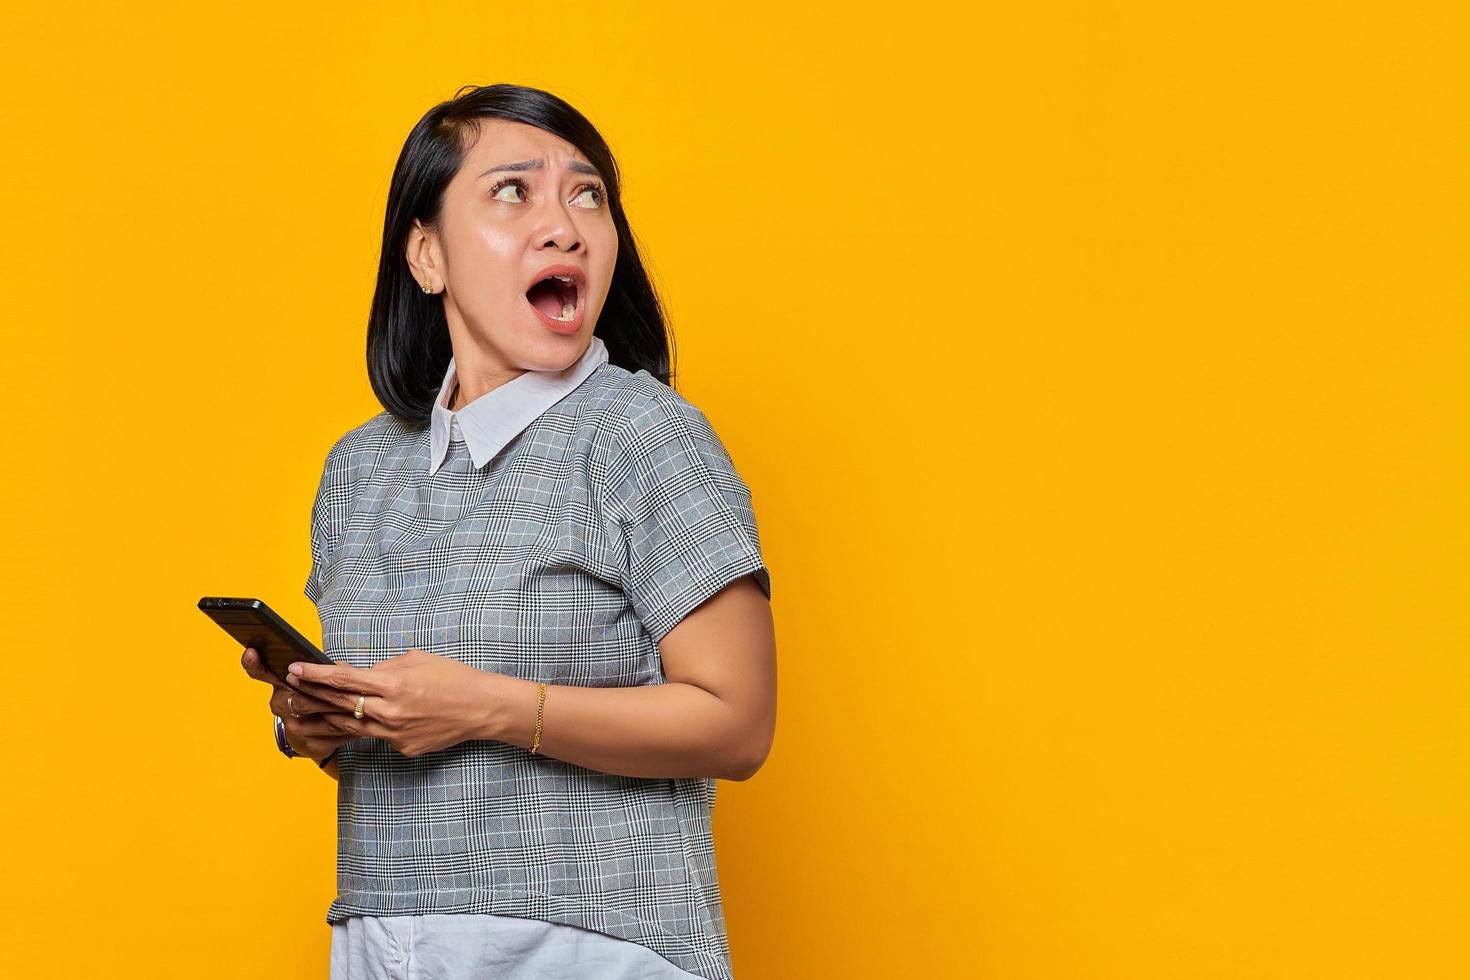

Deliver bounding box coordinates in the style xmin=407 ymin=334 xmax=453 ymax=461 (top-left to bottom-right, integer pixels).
xmin=373 ymin=649 xmax=435 ymax=669
xmin=242 ymin=647 xmax=288 ymax=688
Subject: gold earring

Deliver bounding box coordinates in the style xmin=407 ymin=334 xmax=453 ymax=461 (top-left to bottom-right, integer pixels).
xmin=421 ymin=280 xmax=433 ymax=294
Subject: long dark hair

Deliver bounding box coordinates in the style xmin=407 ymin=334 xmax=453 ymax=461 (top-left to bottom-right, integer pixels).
xmin=366 ymin=83 xmax=676 ymax=422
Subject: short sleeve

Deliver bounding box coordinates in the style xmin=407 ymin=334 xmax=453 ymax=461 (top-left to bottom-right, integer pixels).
xmin=602 ymin=392 xmax=772 ymax=645
xmin=304 ymin=442 xmax=351 ymax=605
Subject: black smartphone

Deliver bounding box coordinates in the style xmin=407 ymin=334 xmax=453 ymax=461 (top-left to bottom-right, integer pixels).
xmin=198 ymin=596 xmax=335 ymax=681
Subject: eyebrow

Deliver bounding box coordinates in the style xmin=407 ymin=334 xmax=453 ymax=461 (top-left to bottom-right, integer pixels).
xmin=478 ymin=159 xmax=603 ymax=181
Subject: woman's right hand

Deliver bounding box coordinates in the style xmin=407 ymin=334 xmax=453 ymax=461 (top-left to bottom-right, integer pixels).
xmin=241 ymin=647 xmax=356 ymax=763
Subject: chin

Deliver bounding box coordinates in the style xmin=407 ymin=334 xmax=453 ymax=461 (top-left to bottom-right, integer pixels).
xmin=514 ymin=330 xmax=589 ymax=369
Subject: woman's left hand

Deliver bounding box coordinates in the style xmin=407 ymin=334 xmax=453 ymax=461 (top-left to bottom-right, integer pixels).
xmin=285 ymin=649 xmax=505 ymax=757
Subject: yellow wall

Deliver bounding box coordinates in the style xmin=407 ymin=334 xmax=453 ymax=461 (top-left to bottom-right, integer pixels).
xmin=2 ymin=3 xmax=1464 ymax=977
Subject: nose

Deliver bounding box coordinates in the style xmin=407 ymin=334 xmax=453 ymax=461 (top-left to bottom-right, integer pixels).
xmin=529 ymin=194 xmax=584 ymax=253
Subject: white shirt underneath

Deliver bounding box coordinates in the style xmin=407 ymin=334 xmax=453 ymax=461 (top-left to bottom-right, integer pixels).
xmin=330 ymin=911 xmax=703 ymax=979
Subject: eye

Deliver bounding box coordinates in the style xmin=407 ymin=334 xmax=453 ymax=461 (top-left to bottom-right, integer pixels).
xmin=488 ymin=176 xmax=528 ymax=203
xmin=573 ymin=182 xmax=607 ymax=209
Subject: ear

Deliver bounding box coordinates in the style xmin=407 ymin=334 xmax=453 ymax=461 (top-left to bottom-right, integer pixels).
xmin=404 ymin=219 xmax=441 ymax=292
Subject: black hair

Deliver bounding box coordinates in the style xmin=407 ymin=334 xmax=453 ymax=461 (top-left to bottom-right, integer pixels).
xmin=366 ymin=83 xmax=677 ymax=422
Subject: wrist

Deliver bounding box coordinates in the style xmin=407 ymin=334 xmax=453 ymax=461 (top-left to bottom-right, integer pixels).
xmin=480 ymin=673 xmax=539 ymax=746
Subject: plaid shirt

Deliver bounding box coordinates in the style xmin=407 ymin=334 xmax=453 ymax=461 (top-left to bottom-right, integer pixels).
xmin=305 ymin=334 xmax=771 ymax=980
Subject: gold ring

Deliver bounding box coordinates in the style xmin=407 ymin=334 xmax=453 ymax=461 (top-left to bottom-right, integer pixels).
xmin=354 ymin=694 xmax=366 ymax=719
xmin=287 ymin=693 xmax=303 ymax=719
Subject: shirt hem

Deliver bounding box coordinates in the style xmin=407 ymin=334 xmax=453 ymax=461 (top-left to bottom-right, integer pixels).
xmin=324 ymin=888 xmax=731 ymax=980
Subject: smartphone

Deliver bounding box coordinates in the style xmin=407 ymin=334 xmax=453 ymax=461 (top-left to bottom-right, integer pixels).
xmin=198 ymin=596 xmax=335 ymax=681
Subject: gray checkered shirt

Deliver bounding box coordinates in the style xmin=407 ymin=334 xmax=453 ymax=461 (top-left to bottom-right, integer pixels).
xmin=304 ymin=334 xmax=771 ymax=980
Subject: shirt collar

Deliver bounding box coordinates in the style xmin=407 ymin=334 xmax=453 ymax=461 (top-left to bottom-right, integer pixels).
xmin=428 ymin=334 xmax=609 ymax=475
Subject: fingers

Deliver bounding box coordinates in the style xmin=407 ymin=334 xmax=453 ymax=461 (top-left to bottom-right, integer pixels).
xmin=288 ymin=714 xmax=356 ymax=740
xmin=241 ymin=647 xmax=288 ymax=689
xmin=286 ymin=657 xmax=389 ymax=714
xmin=271 ymin=685 xmax=340 ymax=718
xmin=287 ymin=658 xmax=393 ymax=695
xmin=282 ymin=716 xmax=354 ymax=760
xmin=286 ymin=679 xmax=378 ymax=715
xmin=319 ymin=711 xmax=393 ymax=743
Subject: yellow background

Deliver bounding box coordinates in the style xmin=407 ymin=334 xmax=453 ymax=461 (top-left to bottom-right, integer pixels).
xmin=1 ymin=2 xmax=1465 ymax=977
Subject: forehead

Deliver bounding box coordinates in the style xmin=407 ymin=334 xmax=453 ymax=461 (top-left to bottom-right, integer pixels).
xmin=461 ymin=119 xmax=596 ymax=174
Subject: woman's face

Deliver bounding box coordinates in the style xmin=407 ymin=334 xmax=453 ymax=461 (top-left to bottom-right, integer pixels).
xmin=408 ymin=119 xmax=618 ymax=378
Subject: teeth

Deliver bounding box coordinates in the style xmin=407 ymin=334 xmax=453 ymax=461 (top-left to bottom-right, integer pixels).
xmin=539 ymin=274 xmax=578 ymax=321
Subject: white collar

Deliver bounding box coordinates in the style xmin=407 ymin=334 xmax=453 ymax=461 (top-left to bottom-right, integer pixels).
xmin=427 ymin=335 xmax=609 ymax=475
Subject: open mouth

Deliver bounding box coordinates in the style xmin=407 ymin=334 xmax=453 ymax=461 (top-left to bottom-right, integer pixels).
xmin=525 ymin=274 xmax=580 ymax=322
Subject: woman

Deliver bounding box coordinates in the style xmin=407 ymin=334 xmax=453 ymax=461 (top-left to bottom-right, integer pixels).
xmin=239 ymin=83 xmax=775 ymax=980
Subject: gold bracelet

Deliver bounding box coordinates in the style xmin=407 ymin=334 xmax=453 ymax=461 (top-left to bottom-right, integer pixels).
xmin=530 ymin=681 xmax=547 ymax=754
